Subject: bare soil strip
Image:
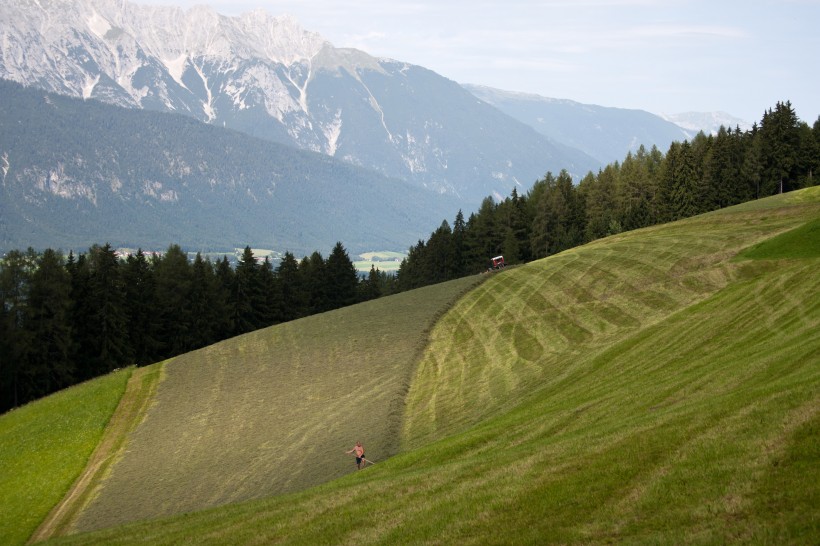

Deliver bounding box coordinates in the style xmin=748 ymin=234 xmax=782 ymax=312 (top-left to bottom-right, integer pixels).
xmin=27 ymin=364 xmax=163 ymax=544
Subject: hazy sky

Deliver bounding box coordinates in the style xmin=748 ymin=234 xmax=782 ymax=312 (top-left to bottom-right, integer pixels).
xmin=132 ymin=0 xmax=819 ymax=124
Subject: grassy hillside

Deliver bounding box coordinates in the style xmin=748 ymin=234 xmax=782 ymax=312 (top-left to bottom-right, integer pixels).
xmin=402 ymin=189 xmax=820 ymax=448
xmin=45 ymin=187 xmax=819 ymax=545
xmin=69 ymin=275 xmax=483 ymax=534
xmin=0 ymin=369 xmax=130 ymax=546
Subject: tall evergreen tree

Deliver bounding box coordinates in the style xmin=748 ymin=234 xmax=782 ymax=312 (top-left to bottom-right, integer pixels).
xmin=67 ymin=252 xmax=96 ymax=380
xmin=759 ymin=101 xmax=801 ymax=194
xmin=257 ymin=257 xmax=280 ymax=328
xmin=301 ymin=252 xmax=328 ymax=314
xmin=189 ymin=253 xmax=225 ymax=349
xmin=466 ymin=197 xmax=501 ymax=269
xmin=360 ymin=265 xmax=382 ymax=302
xmin=452 ymin=210 xmax=468 ymax=277
xmin=425 ymin=220 xmax=455 ymax=283
xmin=233 ymin=246 xmax=263 ymax=335
xmin=25 ymin=249 xmax=73 ymax=396
xmin=86 ymin=244 xmax=129 ymax=375
xmin=581 ymin=165 xmax=620 ymax=239
xmin=0 ymin=249 xmax=36 ymax=410
xmin=122 ymin=249 xmax=159 ymax=365
xmin=276 ymin=251 xmax=306 ymax=322
xmin=213 ymin=256 xmax=235 ymax=339
xmin=617 ymin=148 xmax=654 ymax=230
xmin=325 ymin=242 xmax=359 ymax=310
xmin=153 ymin=245 xmax=194 ymax=356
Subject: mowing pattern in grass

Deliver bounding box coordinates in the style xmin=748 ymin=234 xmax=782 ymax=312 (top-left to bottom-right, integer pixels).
xmin=402 ymin=188 xmax=820 ymax=449
xmin=51 ymin=188 xmax=819 ymax=545
xmin=71 ymin=275 xmax=483 ymax=532
xmin=0 ymin=369 xmax=129 ymax=546
xmin=30 ymin=364 xmax=163 ymax=542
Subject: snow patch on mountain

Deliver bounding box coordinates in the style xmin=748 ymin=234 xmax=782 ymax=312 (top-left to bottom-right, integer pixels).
xmin=323 ymin=110 xmax=343 ymax=156
xmin=660 ymin=111 xmax=753 ymax=137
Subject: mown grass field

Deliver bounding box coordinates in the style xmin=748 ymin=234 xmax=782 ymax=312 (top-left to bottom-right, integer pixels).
xmin=8 ymin=188 xmax=820 ymax=544
xmin=69 ymin=274 xmax=483 ymax=534
xmin=0 ymin=369 xmax=130 ymax=546
xmin=37 ymin=187 xmax=820 ymax=545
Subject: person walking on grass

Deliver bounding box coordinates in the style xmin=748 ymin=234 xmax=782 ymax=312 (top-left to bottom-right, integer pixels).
xmin=346 ymin=441 xmax=366 ymax=470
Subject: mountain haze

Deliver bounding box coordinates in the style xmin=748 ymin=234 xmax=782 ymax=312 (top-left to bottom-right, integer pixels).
xmin=660 ymin=111 xmax=754 ymax=137
xmin=0 ymin=0 xmax=600 ymax=205
xmin=464 ymin=84 xmax=690 ymax=165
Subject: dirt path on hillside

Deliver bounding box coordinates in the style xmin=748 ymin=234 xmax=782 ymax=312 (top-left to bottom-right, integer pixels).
xmin=27 ymin=364 xmax=163 ymax=544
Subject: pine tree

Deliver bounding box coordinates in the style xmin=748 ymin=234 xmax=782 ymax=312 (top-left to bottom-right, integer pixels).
xmin=466 ymin=197 xmax=501 ymax=269
xmin=425 ymin=220 xmax=455 ymax=283
xmin=0 ymin=249 xmax=37 ymax=410
xmin=452 ymin=210 xmax=468 ymax=277
xmin=276 ymin=251 xmax=306 ymax=321
xmin=122 ymin=250 xmax=159 ymax=365
xmin=86 ymin=244 xmax=129 ymax=375
xmin=741 ymin=124 xmax=763 ymax=199
xmin=25 ymin=249 xmax=74 ymax=396
xmin=189 ymin=253 xmax=226 ymax=348
xmin=582 ymin=166 xmax=620 ymax=239
xmin=301 ymin=252 xmax=328 ymax=314
xmin=759 ymin=101 xmax=801 ymax=194
xmin=360 ymin=265 xmax=382 ymax=302
xmin=702 ymin=126 xmax=737 ymax=210
xmin=153 ymin=245 xmax=194 ymax=355
xmin=213 ymin=256 xmax=235 ymax=339
xmin=257 ymin=257 xmax=280 ymax=327
xmin=667 ymin=140 xmax=700 ymax=221
xmin=233 ymin=246 xmax=262 ymax=335
xmin=67 ymin=252 xmax=95 ymax=381
xmin=617 ymin=148 xmax=654 ymax=230
xmin=325 ymin=242 xmax=359 ymax=310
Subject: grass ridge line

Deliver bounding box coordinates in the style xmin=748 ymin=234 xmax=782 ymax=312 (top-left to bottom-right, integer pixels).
xmin=28 ymin=364 xmax=164 ymax=544
xmin=391 ymin=274 xmax=491 ymax=450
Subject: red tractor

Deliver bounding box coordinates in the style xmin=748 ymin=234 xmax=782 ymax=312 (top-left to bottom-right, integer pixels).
xmin=491 ymin=255 xmax=506 ymax=270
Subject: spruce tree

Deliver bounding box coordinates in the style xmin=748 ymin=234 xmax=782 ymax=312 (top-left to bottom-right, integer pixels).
xmin=86 ymin=244 xmax=129 ymax=375
xmin=276 ymin=251 xmax=306 ymax=321
xmin=233 ymin=246 xmax=262 ymax=335
xmin=25 ymin=249 xmax=74 ymax=396
xmin=123 ymin=249 xmax=159 ymax=364
xmin=759 ymin=101 xmax=801 ymax=194
xmin=325 ymin=242 xmax=359 ymax=310
xmin=0 ymin=249 xmax=36 ymax=409
xmin=213 ymin=256 xmax=235 ymax=339
xmin=153 ymin=244 xmax=193 ymax=356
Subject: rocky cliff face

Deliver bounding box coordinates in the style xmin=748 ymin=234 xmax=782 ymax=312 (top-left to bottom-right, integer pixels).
xmin=0 ymin=0 xmax=599 ymax=204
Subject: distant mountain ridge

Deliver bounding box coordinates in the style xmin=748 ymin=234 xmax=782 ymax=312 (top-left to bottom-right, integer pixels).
xmin=463 ymin=84 xmax=691 ymax=165
xmin=0 ymin=79 xmax=461 ymax=254
xmin=0 ymin=0 xmax=599 ymax=204
xmin=659 ymin=111 xmax=754 ymax=138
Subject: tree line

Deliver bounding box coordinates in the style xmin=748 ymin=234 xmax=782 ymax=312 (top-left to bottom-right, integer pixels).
xmin=396 ymin=101 xmax=819 ymax=288
xmin=0 ymin=242 xmax=395 ymax=412
xmin=2 ymin=100 xmax=816 ymax=412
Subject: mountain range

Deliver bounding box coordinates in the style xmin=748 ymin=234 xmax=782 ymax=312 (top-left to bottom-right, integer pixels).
xmin=0 ymin=0 xmax=750 ymax=254
xmin=0 ymin=0 xmax=600 ymax=203
xmin=0 ymin=79 xmax=461 ymax=255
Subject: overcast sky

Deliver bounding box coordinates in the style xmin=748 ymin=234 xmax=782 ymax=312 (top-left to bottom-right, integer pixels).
xmin=133 ymin=0 xmax=819 ymax=124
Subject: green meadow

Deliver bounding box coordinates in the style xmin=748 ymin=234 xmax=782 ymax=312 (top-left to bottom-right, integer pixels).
xmin=0 ymin=369 xmax=130 ymax=546
xmin=1 ymin=187 xmax=818 ymax=545
xmin=354 ymin=251 xmax=406 ymax=274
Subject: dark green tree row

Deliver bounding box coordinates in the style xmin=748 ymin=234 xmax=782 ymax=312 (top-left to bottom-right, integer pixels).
xmin=397 ymin=101 xmax=819 ymax=288
xmin=0 ymin=242 xmax=395 ymax=412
